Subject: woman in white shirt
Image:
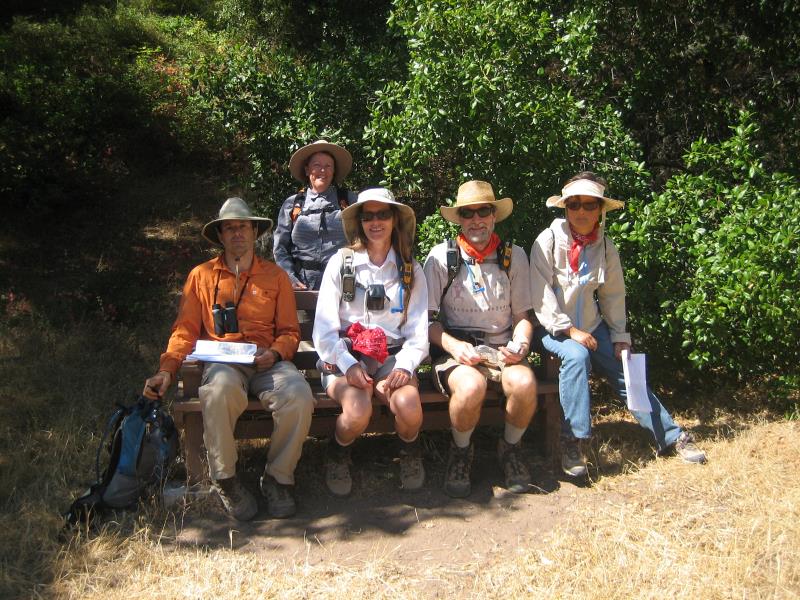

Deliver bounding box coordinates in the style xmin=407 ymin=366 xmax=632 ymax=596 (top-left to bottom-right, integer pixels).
xmin=313 ymin=187 xmax=429 ymax=496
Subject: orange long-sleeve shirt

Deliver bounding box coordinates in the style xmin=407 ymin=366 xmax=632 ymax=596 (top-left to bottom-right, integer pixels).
xmin=159 ymin=255 xmax=300 ymax=376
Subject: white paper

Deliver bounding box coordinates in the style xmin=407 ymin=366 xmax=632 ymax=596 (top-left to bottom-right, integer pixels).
xmin=186 ymin=340 xmax=257 ymax=364
xmin=621 ymin=350 xmax=651 ymax=412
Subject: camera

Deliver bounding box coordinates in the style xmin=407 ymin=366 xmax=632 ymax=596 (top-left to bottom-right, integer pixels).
xmin=366 ymin=284 xmax=386 ymax=311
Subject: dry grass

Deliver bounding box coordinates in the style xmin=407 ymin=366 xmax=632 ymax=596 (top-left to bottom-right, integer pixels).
xmin=32 ymin=421 xmax=800 ymax=599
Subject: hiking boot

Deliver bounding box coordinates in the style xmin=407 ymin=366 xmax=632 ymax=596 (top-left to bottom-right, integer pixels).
xmin=399 ymin=438 xmax=425 ymax=490
xmin=325 ymin=439 xmax=352 ymax=497
xmin=259 ymin=472 xmax=296 ymax=519
xmin=497 ymin=438 xmax=532 ymax=493
xmin=561 ymin=437 xmax=588 ymax=478
xmin=213 ymin=475 xmax=258 ymax=521
xmin=672 ymin=431 xmax=707 ymax=464
xmin=444 ymin=441 xmax=474 ymax=498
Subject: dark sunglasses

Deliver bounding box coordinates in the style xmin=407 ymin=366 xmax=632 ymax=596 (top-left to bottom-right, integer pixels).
xmin=458 ymin=206 xmax=495 ymax=219
xmin=359 ymin=208 xmax=394 ymax=222
xmin=565 ymin=199 xmax=601 ymax=211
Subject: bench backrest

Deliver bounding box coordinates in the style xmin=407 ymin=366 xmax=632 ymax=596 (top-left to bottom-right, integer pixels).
xmin=294 ymin=290 xmax=321 ymax=370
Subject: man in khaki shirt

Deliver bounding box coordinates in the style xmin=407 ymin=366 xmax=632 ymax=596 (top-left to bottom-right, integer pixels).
xmin=423 ymin=181 xmax=537 ymax=498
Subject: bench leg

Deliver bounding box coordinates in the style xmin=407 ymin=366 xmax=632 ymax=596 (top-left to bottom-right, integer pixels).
xmin=543 ymin=391 xmax=563 ymax=472
xmin=183 ymin=411 xmax=206 ymax=485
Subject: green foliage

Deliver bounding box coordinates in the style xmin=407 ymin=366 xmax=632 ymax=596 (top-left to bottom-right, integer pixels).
xmin=618 ymin=112 xmax=800 ymax=377
xmin=415 ymin=212 xmax=458 ymax=263
xmin=364 ymin=0 xmax=649 ymax=251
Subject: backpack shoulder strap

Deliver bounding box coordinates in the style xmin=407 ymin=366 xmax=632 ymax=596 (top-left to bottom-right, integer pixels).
xmin=496 ymin=239 xmax=513 ymax=276
xmin=439 ymin=239 xmax=461 ymax=307
xmin=339 ymin=248 xmax=356 ymax=302
xmin=290 ymin=188 xmax=305 ymax=223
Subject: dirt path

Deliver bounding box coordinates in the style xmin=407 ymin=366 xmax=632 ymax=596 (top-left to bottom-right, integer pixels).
xmin=169 ymin=429 xmax=617 ymax=567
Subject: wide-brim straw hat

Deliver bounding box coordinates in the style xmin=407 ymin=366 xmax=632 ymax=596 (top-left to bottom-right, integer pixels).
xmin=201 ymin=197 xmax=273 ymax=247
xmin=439 ymin=180 xmax=513 ymax=224
xmin=340 ymin=187 xmax=417 ymax=246
xmin=288 ymin=140 xmax=353 ymax=185
xmin=546 ymin=178 xmax=625 ymax=211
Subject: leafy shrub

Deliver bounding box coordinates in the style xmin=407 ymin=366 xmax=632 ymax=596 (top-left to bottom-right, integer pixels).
xmin=616 ymin=112 xmax=800 ymax=378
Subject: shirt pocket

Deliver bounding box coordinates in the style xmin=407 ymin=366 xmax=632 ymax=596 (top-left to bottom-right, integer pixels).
xmin=239 ymin=284 xmax=278 ymax=326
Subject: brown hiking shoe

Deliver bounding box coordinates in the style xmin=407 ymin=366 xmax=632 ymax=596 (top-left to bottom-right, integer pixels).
xmin=497 ymin=438 xmax=532 ymax=493
xmin=213 ymin=475 xmax=258 ymax=521
xmin=325 ymin=439 xmax=352 ymax=497
xmin=561 ymin=437 xmax=589 ymax=478
xmin=444 ymin=441 xmax=474 ymax=498
xmin=399 ymin=438 xmax=425 ymax=490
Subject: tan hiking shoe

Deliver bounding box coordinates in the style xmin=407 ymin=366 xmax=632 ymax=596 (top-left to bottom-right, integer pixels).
xmin=399 ymin=439 xmax=425 ymax=490
xmin=497 ymin=438 xmax=532 ymax=493
xmin=561 ymin=437 xmax=588 ymax=478
xmin=444 ymin=441 xmax=473 ymax=498
xmin=325 ymin=440 xmax=352 ymax=497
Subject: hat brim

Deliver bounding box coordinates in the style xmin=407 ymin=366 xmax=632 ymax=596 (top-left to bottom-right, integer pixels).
xmin=289 ymin=142 xmax=353 ymax=185
xmin=546 ymin=194 xmax=624 ymax=211
xmin=201 ymin=218 xmax=273 ymax=247
xmin=440 ymin=197 xmax=513 ymax=224
xmin=341 ymin=201 xmax=417 ymax=247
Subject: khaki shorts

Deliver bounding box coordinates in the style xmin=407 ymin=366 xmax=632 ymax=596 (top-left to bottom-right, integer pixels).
xmin=431 ymin=352 xmax=531 ymax=397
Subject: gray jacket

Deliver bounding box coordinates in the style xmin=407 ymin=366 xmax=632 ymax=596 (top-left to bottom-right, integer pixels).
xmin=530 ymin=218 xmax=631 ymax=344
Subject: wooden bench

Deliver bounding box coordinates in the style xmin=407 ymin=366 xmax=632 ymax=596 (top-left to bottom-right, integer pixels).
xmin=173 ymin=290 xmax=562 ymax=484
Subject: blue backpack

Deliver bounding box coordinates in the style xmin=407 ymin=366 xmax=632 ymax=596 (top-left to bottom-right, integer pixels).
xmin=64 ymin=395 xmax=178 ymax=526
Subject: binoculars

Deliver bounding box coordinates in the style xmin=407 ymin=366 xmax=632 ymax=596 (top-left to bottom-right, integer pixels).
xmin=212 ymin=302 xmax=239 ymax=336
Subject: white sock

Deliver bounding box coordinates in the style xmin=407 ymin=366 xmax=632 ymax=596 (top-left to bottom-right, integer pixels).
xmin=451 ymin=427 xmax=474 ymax=448
xmin=504 ymin=423 xmax=526 ymax=445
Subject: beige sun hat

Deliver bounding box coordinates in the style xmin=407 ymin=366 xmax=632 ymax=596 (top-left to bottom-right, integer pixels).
xmin=546 ymin=178 xmax=625 ymax=211
xmin=201 ymin=197 xmax=273 ymax=247
xmin=288 ymin=140 xmax=353 ymax=185
xmin=439 ymin=180 xmax=513 ymax=224
xmin=340 ymin=187 xmax=416 ymax=246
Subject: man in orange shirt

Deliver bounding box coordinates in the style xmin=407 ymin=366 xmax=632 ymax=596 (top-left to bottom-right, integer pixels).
xmin=144 ymin=197 xmax=314 ymax=521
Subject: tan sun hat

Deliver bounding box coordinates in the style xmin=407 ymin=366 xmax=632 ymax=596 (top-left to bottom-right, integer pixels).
xmin=340 ymin=187 xmax=416 ymax=246
xmin=288 ymin=140 xmax=353 ymax=185
xmin=439 ymin=180 xmax=513 ymax=224
xmin=546 ymin=178 xmax=625 ymax=211
xmin=201 ymin=197 xmax=273 ymax=247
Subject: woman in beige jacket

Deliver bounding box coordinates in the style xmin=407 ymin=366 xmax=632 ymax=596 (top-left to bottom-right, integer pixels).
xmin=530 ymin=171 xmax=706 ymax=478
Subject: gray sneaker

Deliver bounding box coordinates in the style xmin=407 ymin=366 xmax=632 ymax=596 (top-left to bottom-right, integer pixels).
xmin=325 ymin=440 xmax=352 ymax=497
xmin=259 ymin=472 xmax=296 ymax=518
xmin=673 ymin=431 xmax=707 ymax=464
xmin=213 ymin=475 xmax=258 ymax=521
xmin=399 ymin=439 xmax=425 ymax=490
xmin=561 ymin=437 xmax=588 ymax=478
xmin=497 ymin=438 xmax=532 ymax=493
xmin=444 ymin=441 xmax=474 ymax=498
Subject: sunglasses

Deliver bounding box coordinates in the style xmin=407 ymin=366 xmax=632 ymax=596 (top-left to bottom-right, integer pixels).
xmin=359 ymin=209 xmax=394 ymax=222
xmin=458 ymin=206 xmax=495 ymax=219
xmin=565 ymin=199 xmax=601 ymax=211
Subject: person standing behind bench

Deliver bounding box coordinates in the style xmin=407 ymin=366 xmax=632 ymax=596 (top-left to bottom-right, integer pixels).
xmin=273 ymin=140 xmax=357 ymax=290
xmin=424 ymin=181 xmax=538 ymax=498
xmin=529 ymin=171 xmax=706 ymax=479
xmin=143 ymin=197 xmax=315 ymax=521
xmin=313 ymin=187 xmax=429 ymax=496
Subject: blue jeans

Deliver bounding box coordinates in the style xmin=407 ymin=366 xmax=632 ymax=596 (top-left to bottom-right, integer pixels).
xmin=535 ymin=321 xmax=682 ymax=451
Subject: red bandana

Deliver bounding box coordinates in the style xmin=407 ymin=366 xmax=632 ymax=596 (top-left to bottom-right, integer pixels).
xmin=346 ymin=322 xmax=389 ymax=363
xmin=568 ymin=224 xmax=599 ymax=273
xmin=456 ymin=232 xmax=501 ymax=263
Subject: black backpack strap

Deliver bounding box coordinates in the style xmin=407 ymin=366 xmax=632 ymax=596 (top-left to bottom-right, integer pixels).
xmin=496 ymin=239 xmax=513 ymax=276
xmin=439 ymin=239 xmax=461 ymax=308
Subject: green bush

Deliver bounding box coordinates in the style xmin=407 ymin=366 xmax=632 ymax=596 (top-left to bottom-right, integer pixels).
xmin=617 ymin=112 xmax=800 ymax=378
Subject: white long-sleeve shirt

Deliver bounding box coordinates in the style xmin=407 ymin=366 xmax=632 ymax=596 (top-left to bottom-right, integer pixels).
xmin=312 ymin=247 xmax=430 ymax=375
